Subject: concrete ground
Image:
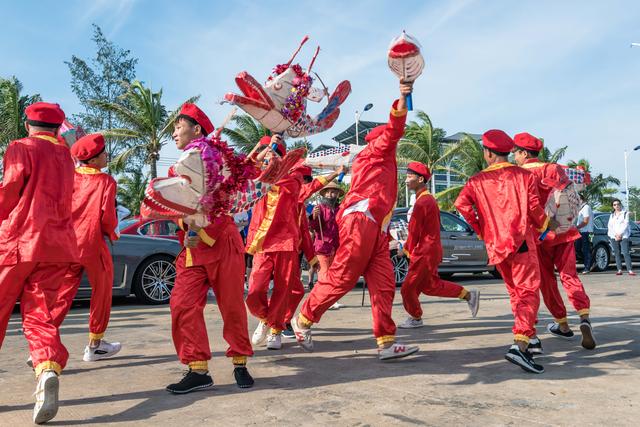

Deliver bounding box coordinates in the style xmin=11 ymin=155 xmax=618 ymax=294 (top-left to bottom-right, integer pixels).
xmin=1 ymin=272 xmax=638 ymax=426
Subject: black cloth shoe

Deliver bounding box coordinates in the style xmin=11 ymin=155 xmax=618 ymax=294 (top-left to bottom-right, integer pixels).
xmin=166 ymin=370 xmax=213 ymax=394
xmin=546 ymin=322 xmax=575 ymax=339
xmin=527 ymin=337 xmax=544 ymax=355
xmin=281 ymin=323 xmax=295 ymax=339
xmin=579 ymin=319 xmax=597 ymax=350
xmin=234 ymin=366 xmax=254 ymax=389
xmin=504 ymin=345 xmax=544 ymax=374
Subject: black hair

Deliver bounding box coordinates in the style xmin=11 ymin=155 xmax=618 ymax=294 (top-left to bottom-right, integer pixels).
xmin=407 ymin=168 xmax=428 ymax=182
xmin=514 ymin=146 xmax=540 ymax=157
xmin=612 ymin=198 xmax=623 ymax=207
xmin=27 ymin=119 xmax=60 ymax=131
xmin=79 ymin=147 xmax=106 ymax=164
xmin=176 ymin=114 xmax=204 ymax=135
xmin=484 ymin=146 xmax=510 ymax=157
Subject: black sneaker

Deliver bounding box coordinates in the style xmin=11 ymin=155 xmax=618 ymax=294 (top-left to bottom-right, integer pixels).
xmin=234 ymin=367 xmax=255 ymax=389
xmin=546 ymin=322 xmax=575 ymax=339
xmin=527 ymin=337 xmax=544 ymax=355
xmin=504 ymin=345 xmax=544 ymax=374
xmin=166 ymin=370 xmax=213 ymax=394
xmin=281 ymin=323 xmax=295 ymax=339
xmin=579 ymin=320 xmax=597 ymax=350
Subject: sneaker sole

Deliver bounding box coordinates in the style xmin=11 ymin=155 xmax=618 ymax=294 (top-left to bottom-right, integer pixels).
xmin=580 ymin=323 xmax=597 ymax=350
xmin=166 ymin=382 xmax=213 ymax=394
xmin=546 ymin=324 xmax=575 ymax=340
xmin=504 ymin=353 xmax=544 ymax=374
xmin=83 ymin=346 xmax=122 ymax=362
xmin=34 ymin=375 xmax=59 ymax=424
xmin=266 ymin=346 xmax=282 ymax=350
xmin=379 ymin=347 xmax=419 ymax=361
xmin=397 ymin=324 xmax=424 ymax=329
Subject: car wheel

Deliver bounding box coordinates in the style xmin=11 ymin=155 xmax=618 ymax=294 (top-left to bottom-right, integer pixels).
xmin=133 ymin=255 xmax=177 ymax=304
xmin=592 ymin=244 xmax=610 ymax=272
xmin=391 ymin=251 xmax=409 ymax=285
xmin=490 ymin=268 xmax=502 ymax=279
xmin=439 ymin=272 xmax=454 ymax=280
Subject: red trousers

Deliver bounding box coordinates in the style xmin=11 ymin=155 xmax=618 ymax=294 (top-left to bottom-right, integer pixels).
xmin=247 ymin=251 xmax=299 ymax=331
xmin=495 ymin=232 xmax=541 ymax=342
xmin=171 ymin=250 xmax=253 ymax=366
xmin=0 ymin=262 xmax=70 ymax=375
xmin=317 ymin=253 xmax=336 ymax=282
xmin=401 ymin=255 xmax=466 ymax=319
xmin=50 ymin=250 xmax=113 ymax=340
xmin=538 ymin=240 xmax=591 ymax=321
xmin=284 ymin=253 xmax=335 ymax=324
xmin=301 ymin=213 xmax=396 ymax=343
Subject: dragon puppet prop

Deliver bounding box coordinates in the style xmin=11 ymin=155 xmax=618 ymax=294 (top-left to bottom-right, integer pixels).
xmin=388 ymin=31 xmax=424 ymax=111
xmin=224 ymin=36 xmax=351 ymax=138
xmin=141 ymin=135 xmax=306 ymax=227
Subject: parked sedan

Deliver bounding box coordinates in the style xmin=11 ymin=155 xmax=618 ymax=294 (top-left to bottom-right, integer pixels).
xmin=75 ymin=234 xmax=181 ymax=304
xmin=576 ymin=212 xmax=640 ymax=271
xmin=389 ymin=208 xmax=496 ymax=284
xmin=119 ymin=217 xmax=180 ymax=241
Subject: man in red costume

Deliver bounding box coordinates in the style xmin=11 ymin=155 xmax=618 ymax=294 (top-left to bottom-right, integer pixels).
xmin=0 ymin=102 xmax=78 ymax=423
xmin=398 ymin=162 xmax=480 ymax=329
xmin=166 ymin=103 xmax=254 ymax=394
xmin=455 ymin=129 xmax=550 ymax=374
xmin=291 ymin=79 xmax=420 ymax=361
xmin=245 ymin=135 xmax=310 ymax=351
xmin=49 ymin=133 xmax=121 ymax=362
xmin=512 ymin=132 xmax=595 ymax=350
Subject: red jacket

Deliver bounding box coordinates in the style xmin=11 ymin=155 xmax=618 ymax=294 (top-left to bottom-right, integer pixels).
xmin=521 ymin=158 xmax=581 ymax=245
xmin=177 ymin=215 xmax=243 ymax=267
xmin=72 ymin=166 xmax=119 ymax=260
xmin=0 ymin=133 xmax=78 ymax=265
xmin=246 ymin=169 xmax=305 ymax=254
xmin=296 ymin=176 xmax=329 ymax=263
xmin=403 ymin=188 xmax=443 ymax=262
xmin=454 ymin=162 xmax=548 ymax=265
xmin=337 ymin=100 xmax=407 ymax=229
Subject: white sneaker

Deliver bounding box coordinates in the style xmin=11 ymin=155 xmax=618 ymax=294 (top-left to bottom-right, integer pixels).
xmin=328 ymin=302 xmax=344 ymax=310
xmin=291 ymin=316 xmax=313 ymax=352
xmin=33 ymin=370 xmax=59 ymax=424
xmin=466 ymin=290 xmax=480 ymax=318
xmin=398 ymin=317 xmax=424 ymax=329
xmin=378 ymin=342 xmax=419 ymax=361
xmin=251 ymin=322 xmax=269 ymax=346
xmin=83 ymin=340 xmax=122 ymax=362
xmin=266 ymin=333 xmax=282 ymax=350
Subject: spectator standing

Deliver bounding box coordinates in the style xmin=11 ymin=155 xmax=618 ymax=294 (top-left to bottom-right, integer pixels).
xmin=576 ymin=194 xmax=594 ymax=274
xmin=607 ymin=199 xmax=635 ymax=276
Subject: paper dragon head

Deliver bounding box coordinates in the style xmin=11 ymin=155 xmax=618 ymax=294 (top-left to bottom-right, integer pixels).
xmin=224 ymin=36 xmax=351 ymax=138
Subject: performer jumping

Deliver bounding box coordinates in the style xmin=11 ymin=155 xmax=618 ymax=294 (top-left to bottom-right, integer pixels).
xmin=166 ymin=103 xmax=255 ymax=393
xmin=49 ymin=133 xmax=122 ymax=361
xmin=0 ymin=102 xmax=78 ymax=423
xmin=291 ymin=79 xmax=420 ymax=361
xmin=398 ymin=162 xmax=480 ymax=329
xmin=512 ymin=132 xmax=596 ymax=350
xmin=455 ymin=130 xmax=551 ymax=374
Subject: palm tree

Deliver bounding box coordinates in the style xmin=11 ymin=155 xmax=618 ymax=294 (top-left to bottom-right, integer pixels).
xmin=538 ymin=145 xmax=568 ymax=163
xmin=117 ymin=168 xmax=148 ymax=215
xmin=90 ymin=80 xmax=198 ymax=178
xmin=0 ymin=76 xmax=41 ymax=158
xmin=567 ymin=158 xmax=620 ymax=209
xmin=222 ymin=114 xmax=270 ymax=154
xmin=397 ymin=111 xmax=467 ymax=194
xmin=435 ymin=135 xmax=487 ymax=210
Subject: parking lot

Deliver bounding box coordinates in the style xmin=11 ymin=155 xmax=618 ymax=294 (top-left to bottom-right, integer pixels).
xmin=1 ymin=271 xmax=639 ymax=426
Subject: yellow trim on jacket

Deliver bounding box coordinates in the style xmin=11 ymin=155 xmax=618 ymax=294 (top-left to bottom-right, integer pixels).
xmin=246 ymin=185 xmax=281 ymax=255
xmin=482 ymin=162 xmax=515 ymax=173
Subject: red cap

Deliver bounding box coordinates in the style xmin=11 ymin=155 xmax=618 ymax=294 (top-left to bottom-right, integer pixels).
xmin=407 ymin=161 xmax=431 ymax=180
xmin=259 ymin=135 xmax=286 ymax=156
xmin=71 ymin=133 xmax=105 ymax=160
xmin=365 ymin=125 xmax=386 ymax=143
xmin=25 ymin=102 xmax=65 ymax=126
xmin=513 ymin=132 xmax=543 ymax=152
xmin=482 ymin=129 xmax=514 ymax=153
xmin=296 ymin=165 xmax=313 ymax=178
xmin=178 ymin=103 xmax=214 ymax=135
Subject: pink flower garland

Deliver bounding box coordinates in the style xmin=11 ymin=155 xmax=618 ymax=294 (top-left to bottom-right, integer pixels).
xmin=268 ymin=63 xmax=313 ymax=123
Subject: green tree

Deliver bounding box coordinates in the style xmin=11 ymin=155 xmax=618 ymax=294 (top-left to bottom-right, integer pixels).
xmin=222 ymin=114 xmax=270 ymax=154
xmin=538 ymin=145 xmax=568 ymax=163
xmin=397 ymin=111 xmax=466 ymax=194
xmin=0 ymin=76 xmax=41 ymax=159
xmin=566 ymin=158 xmax=620 ymax=209
xmin=627 ymin=186 xmax=640 ymax=222
xmin=91 ymin=80 xmax=198 ymax=178
xmin=117 ymin=168 xmax=148 ymax=215
xmin=66 ymin=24 xmax=138 ymax=169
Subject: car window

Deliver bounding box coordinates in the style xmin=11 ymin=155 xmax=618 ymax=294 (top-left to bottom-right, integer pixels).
xmin=118 ymin=218 xmax=138 ymax=231
xmin=631 ymin=221 xmax=640 ymax=232
xmin=390 ymin=215 xmax=409 ymax=241
xmin=441 ymin=214 xmax=469 ymax=233
xmin=138 ymin=220 xmax=179 ymax=236
xmin=593 ymin=214 xmax=609 ymax=230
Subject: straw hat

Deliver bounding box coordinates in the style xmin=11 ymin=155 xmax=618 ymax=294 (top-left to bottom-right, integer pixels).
xmin=319 ymin=181 xmax=345 ymax=197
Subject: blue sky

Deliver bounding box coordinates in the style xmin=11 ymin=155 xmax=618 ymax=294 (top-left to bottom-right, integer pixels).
xmin=2 ymin=0 xmax=640 ymax=189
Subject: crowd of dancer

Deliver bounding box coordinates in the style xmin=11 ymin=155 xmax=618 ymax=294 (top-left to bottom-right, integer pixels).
xmin=0 ymin=75 xmax=597 ymax=424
